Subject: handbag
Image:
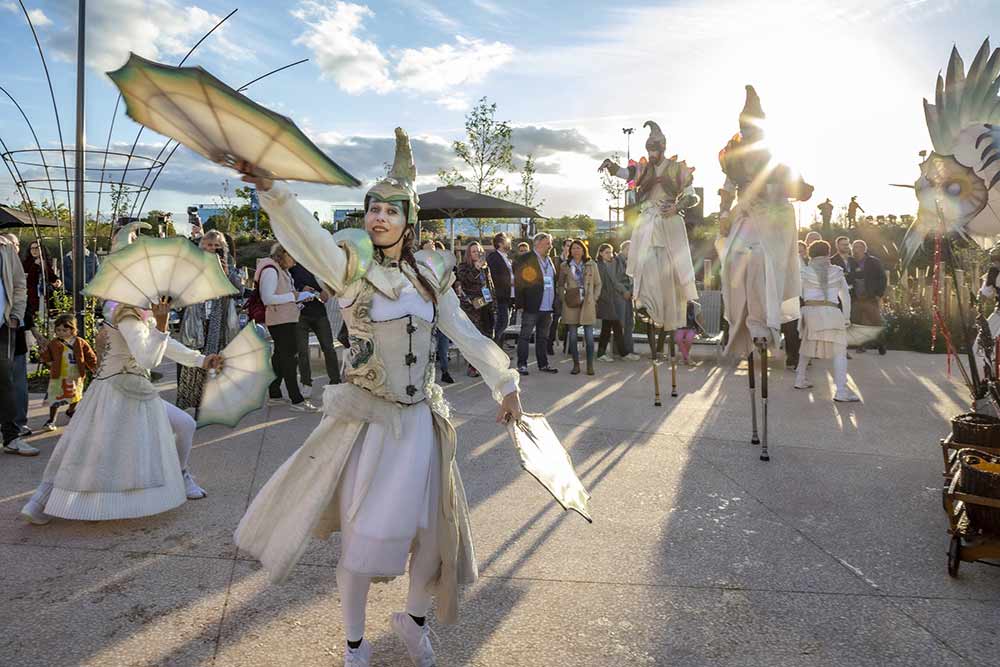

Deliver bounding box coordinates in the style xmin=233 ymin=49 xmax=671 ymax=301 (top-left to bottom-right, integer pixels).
xmin=563 ymin=268 xmax=584 ymax=308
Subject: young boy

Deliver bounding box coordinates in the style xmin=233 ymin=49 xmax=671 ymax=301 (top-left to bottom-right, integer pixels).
xmin=40 ymin=314 xmax=98 ymax=430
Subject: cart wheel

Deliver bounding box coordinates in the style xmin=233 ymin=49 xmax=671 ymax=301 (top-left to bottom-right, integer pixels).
xmin=947 ymin=535 xmax=961 ymax=578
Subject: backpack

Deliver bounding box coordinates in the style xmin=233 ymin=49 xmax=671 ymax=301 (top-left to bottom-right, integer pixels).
xmin=246 ymin=265 xmax=277 ymax=324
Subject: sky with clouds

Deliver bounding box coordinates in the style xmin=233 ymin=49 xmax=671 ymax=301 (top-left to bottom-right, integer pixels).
xmin=0 ymin=0 xmax=998 ymax=228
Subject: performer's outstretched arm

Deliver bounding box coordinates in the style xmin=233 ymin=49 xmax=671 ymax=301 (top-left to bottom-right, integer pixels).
xmin=437 ymin=288 xmax=520 ymax=403
xmin=258 ymin=183 xmax=349 ymax=294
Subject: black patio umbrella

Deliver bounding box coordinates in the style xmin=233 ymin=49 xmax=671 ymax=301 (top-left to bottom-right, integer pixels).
xmin=417 ymin=185 xmax=544 ymax=248
xmin=0 ymin=204 xmax=62 ymax=230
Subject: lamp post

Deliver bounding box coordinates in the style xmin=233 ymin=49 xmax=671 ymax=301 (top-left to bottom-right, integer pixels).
xmin=73 ymin=0 xmax=86 ymax=334
xmin=623 ymin=127 xmax=634 ymax=161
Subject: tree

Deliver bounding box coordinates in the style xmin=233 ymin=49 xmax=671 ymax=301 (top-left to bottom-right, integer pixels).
xmin=514 ymin=154 xmax=544 ymax=236
xmin=231 ymin=185 xmax=271 ymax=236
xmin=599 ymin=152 xmax=627 ymax=223
xmin=436 ymin=167 xmax=465 ymax=187
xmin=539 ymin=214 xmax=596 ymax=236
xmin=452 ymin=97 xmax=514 ymax=196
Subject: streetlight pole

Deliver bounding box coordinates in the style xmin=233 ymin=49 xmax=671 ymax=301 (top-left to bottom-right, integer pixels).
xmin=623 ymin=127 xmax=634 ymax=161
xmin=73 ymin=0 xmax=86 ymax=334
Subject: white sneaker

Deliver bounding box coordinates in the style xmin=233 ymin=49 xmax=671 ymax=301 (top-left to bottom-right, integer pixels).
xmin=183 ymin=470 xmax=207 ymax=499
xmin=344 ymin=639 xmax=372 ymax=667
xmin=598 ymin=354 xmax=615 ymax=363
xmin=3 ymin=438 xmax=39 ymax=456
xmin=834 ymin=389 xmax=861 ymax=403
xmin=289 ymin=400 xmax=319 ymax=413
xmin=625 ymin=353 xmax=640 ymax=361
xmin=794 ymin=382 xmax=813 ymax=390
xmin=42 ymin=421 xmax=57 ymax=432
xmin=391 ymin=612 xmax=435 ymax=667
xmin=20 ymin=498 xmax=51 ymax=525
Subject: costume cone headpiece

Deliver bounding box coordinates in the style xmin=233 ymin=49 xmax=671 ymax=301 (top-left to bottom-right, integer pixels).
xmin=366 ymin=127 xmax=419 ymax=226
xmin=739 ymin=85 xmax=765 ymax=135
xmin=644 ymin=120 xmax=666 ymax=152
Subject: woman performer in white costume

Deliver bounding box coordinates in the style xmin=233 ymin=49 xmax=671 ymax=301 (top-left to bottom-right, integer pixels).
xmin=20 ymin=224 xmax=222 ymax=525
xmin=233 ymin=129 xmax=522 ymax=667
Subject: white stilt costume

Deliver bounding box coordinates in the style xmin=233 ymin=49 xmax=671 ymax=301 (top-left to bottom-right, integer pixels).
xmin=234 ymin=130 xmax=519 ymax=662
xmin=600 ymin=121 xmax=698 ymax=332
xmin=717 ymin=86 xmax=814 ymax=460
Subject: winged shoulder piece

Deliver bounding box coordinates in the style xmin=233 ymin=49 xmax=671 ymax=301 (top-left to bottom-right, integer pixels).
xmin=414 ymin=249 xmax=457 ymax=294
xmin=332 ymin=228 xmax=375 ymax=285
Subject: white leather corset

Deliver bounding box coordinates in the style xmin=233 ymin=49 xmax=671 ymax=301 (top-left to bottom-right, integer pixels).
xmin=340 ymin=281 xmax=437 ymax=405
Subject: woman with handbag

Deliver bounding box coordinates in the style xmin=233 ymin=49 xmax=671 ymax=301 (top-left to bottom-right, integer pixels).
xmin=457 ymin=242 xmax=496 ymax=378
xmin=175 ymin=230 xmax=243 ymax=413
xmin=558 ymin=239 xmax=602 ymax=375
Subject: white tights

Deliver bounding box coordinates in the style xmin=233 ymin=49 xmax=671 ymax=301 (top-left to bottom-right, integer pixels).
xmin=336 ymin=528 xmax=442 ymax=642
xmin=796 ymin=352 xmax=849 ymax=396
xmin=163 ymin=399 xmax=196 ymax=472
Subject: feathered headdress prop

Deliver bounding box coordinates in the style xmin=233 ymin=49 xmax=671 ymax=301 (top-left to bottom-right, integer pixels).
xmin=904 ymin=39 xmax=1000 ymax=261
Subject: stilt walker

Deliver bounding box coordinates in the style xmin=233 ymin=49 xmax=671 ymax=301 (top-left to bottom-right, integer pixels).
xmin=599 ymin=122 xmax=699 ymax=405
xmin=717 ymin=86 xmax=814 ymax=461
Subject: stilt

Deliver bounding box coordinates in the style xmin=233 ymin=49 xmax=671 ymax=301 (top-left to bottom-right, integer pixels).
xmin=651 ymin=326 xmax=662 ymax=407
xmin=668 ymin=329 xmax=678 ymax=397
xmin=760 ymin=344 xmax=770 ymax=462
xmin=748 ymin=351 xmax=759 ymax=445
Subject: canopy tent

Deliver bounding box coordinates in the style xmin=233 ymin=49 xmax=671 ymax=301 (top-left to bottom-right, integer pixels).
xmin=417 ymin=185 xmax=544 ymax=248
xmin=0 ymin=204 xmax=63 ymax=230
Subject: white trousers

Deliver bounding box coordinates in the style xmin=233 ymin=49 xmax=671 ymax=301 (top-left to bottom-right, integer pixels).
xmin=796 ymin=352 xmax=849 ymax=396
xmin=336 ymin=524 xmax=442 ymax=642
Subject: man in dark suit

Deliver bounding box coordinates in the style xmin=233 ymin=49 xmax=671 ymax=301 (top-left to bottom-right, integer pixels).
xmin=830 ymin=236 xmax=857 ymax=290
xmin=514 ymin=233 xmax=558 ymax=375
xmin=486 ymin=233 xmax=514 ymax=348
xmin=851 ymin=240 xmax=887 ymax=354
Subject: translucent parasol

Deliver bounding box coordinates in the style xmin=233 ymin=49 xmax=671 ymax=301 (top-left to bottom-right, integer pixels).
xmin=198 ymin=324 xmax=276 ymax=428
xmin=83 ymin=236 xmax=238 ymax=309
xmin=846 ymin=324 xmax=884 ymax=348
xmin=107 ymin=53 xmax=361 ymax=186
xmin=506 ymin=413 xmax=593 ymax=522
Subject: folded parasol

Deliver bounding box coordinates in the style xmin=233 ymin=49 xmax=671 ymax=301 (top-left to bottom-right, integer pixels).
xmin=505 ymin=413 xmax=593 ymax=522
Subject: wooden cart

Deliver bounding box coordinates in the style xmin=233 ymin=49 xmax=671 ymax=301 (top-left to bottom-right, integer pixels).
xmin=940 ymin=435 xmax=1000 ymax=576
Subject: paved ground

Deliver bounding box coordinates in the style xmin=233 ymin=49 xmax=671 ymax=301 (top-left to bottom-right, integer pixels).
xmin=1 ymin=343 xmax=998 ymax=666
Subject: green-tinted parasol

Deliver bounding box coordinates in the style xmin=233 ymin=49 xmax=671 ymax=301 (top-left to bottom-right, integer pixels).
xmin=506 ymin=413 xmax=593 ymax=522
xmin=107 ymin=53 xmax=360 ymax=186
xmin=198 ymin=324 xmax=276 ymax=428
xmin=83 ymin=236 xmax=238 ymax=309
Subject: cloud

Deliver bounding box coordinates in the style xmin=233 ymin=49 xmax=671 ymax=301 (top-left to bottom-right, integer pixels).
xmin=399 ymin=0 xmax=460 ymax=31
xmin=290 ymin=2 xmax=513 ymax=107
xmin=42 ymin=0 xmax=252 ymax=72
xmin=510 ymin=126 xmax=600 ymax=159
xmin=291 ymin=1 xmax=393 ymax=94
xmin=2 ymin=3 xmax=52 ymax=27
xmin=471 ymin=0 xmax=505 ymax=16
xmin=395 ymin=36 xmax=514 ymax=94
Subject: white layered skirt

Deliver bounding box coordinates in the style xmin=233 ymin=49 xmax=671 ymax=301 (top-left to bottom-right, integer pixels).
xmin=31 ymin=378 xmax=186 ymax=521
xmin=338 ymin=401 xmax=440 ymax=577
xmin=799 ymin=305 xmax=847 ymax=359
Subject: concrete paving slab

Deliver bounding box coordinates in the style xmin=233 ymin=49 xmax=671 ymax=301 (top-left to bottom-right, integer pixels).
xmin=0 ymin=543 xmax=231 ymax=667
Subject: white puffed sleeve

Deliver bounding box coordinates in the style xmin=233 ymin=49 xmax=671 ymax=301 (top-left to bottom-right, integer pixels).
xmin=259 ymin=183 xmax=350 ymax=293
xmin=165 ymin=336 xmax=206 ymax=368
xmin=118 ymin=317 xmax=171 ymax=371
xmin=436 ymin=288 xmax=519 ymax=402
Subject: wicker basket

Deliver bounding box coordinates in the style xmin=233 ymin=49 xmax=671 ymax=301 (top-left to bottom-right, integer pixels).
xmin=951 ymin=412 xmax=1000 ymax=447
xmin=957 ymin=449 xmax=1000 ymax=534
